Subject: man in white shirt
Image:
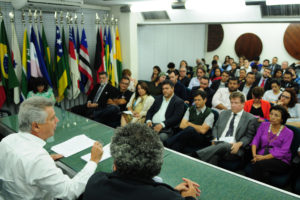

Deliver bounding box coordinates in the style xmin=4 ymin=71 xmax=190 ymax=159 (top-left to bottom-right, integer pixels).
xmin=194 ymin=92 xmax=257 ymax=165
xmin=0 ymin=97 xmax=103 ymax=200
xmin=212 ymin=77 xmax=243 ymax=112
xmin=188 ymin=67 xmax=205 ymax=90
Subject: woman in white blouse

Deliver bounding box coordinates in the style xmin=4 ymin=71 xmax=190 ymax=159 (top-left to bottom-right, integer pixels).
xmin=263 ymin=79 xmax=282 ymax=104
xmin=121 ymin=82 xmax=155 ymax=126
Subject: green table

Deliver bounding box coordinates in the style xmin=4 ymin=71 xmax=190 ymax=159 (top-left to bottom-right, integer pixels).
xmin=1 ymin=107 xmax=299 ymax=200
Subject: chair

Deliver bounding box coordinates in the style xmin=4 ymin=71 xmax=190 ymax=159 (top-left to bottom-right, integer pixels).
xmin=245 ymin=125 xmax=300 ymax=188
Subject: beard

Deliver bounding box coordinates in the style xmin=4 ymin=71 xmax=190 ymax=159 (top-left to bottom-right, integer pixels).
xmin=229 ymin=87 xmax=237 ymax=92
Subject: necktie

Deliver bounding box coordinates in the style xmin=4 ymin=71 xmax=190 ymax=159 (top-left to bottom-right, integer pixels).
xmin=260 ymin=79 xmax=265 ymax=87
xmin=93 ymin=85 xmax=104 ymax=103
xmin=225 ymin=113 xmax=237 ymax=137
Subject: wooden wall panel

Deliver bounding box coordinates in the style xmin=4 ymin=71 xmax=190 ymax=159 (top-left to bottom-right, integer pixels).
xmin=234 ymin=33 xmax=263 ymax=61
xmin=284 ymin=24 xmax=300 ymax=60
xmin=207 ymin=24 xmax=224 ymax=52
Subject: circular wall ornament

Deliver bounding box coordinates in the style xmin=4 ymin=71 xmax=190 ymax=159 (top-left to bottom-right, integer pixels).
xmin=284 ymin=24 xmax=300 ymax=60
xmin=234 ymin=33 xmax=263 ymax=61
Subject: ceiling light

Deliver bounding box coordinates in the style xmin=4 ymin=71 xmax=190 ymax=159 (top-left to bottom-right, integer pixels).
xmin=266 ymin=0 xmax=300 ymax=5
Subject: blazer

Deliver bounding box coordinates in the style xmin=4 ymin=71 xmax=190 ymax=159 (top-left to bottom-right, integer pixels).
xmin=213 ymin=110 xmax=258 ymax=153
xmin=244 ymin=99 xmax=271 ymax=120
xmin=174 ymin=82 xmax=187 ymax=101
xmin=146 ymin=94 xmax=185 ymax=128
xmin=269 ymin=64 xmax=281 ymax=74
xmin=238 ymin=82 xmax=257 ymax=100
xmin=87 ymin=84 xmax=118 ymax=108
xmin=83 ymin=171 xmax=196 ymax=200
xmin=210 ymin=79 xmax=227 ymax=92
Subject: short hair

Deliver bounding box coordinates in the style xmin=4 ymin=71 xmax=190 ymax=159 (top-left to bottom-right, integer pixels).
xmin=222 ymin=71 xmax=230 ymax=76
xmin=279 ymin=88 xmax=298 ymax=108
xmin=229 ymin=91 xmax=245 ymax=103
xmin=197 ymin=67 xmax=205 ymax=73
xmin=167 ymin=62 xmax=175 ymax=69
xmin=252 ymin=86 xmax=264 ymax=98
xmin=122 ymin=69 xmax=132 ymax=77
xmin=32 ymin=77 xmax=49 ymax=93
xmin=110 ymin=123 xmax=164 ymax=179
xmin=252 ymin=65 xmax=258 ymax=70
xmin=228 ymin=77 xmax=239 ymax=83
xmin=162 ymin=79 xmax=174 ymax=88
xmin=246 ymin=72 xmax=255 ymax=76
xmin=264 ymin=67 xmax=272 ymax=72
xmin=18 ymin=96 xmax=54 ymax=133
xmin=193 ymin=90 xmax=207 ymax=100
xmin=121 ymin=76 xmax=130 ymax=83
xmin=212 ymin=60 xmax=217 ymax=65
xmin=253 ymin=56 xmax=260 ymax=61
xmin=284 ymin=71 xmax=292 ymax=77
xmin=263 ymin=59 xmax=270 ymax=63
xmin=270 ymin=79 xmax=280 ymax=86
xmin=200 ymin=76 xmax=209 ymax=82
xmin=99 ymin=71 xmax=108 ymax=77
xmin=270 ymin=105 xmax=290 ymax=124
xmin=180 ymin=60 xmax=188 ymax=67
xmin=273 ymin=56 xmax=278 ymax=60
xmin=169 ymin=70 xmax=179 ymax=76
xmin=240 ymin=68 xmax=246 ymax=73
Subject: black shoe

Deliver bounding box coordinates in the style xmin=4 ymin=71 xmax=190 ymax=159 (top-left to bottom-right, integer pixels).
xmin=188 ymin=151 xmax=200 ymax=159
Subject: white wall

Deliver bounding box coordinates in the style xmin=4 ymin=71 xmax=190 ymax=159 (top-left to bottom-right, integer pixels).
xmin=137 ymin=24 xmax=206 ymax=81
xmin=205 ymin=23 xmax=297 ymax=66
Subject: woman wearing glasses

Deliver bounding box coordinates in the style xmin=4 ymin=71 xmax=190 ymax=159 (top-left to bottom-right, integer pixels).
xmin=277 ymin=88 xmax=299 ymax=118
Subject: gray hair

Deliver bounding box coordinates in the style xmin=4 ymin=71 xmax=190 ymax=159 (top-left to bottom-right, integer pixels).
xmin=18 ymin=96 xmax=54 ymax=133
xmin=110 ymin=123 xmax=164 ymax=179
xmin=229 ymin=91 xmax=245 ymax=103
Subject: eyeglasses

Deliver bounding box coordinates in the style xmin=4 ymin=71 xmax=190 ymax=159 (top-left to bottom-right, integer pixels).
xmin=281 ymin=95 xmax=290 ymax=99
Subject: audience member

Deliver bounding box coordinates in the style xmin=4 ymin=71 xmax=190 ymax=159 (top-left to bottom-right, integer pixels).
xmin=210 ymin=71 xmax=230 ymax=92
xmin=168 ymin=90 xmax=214 ymax=153
xmin=277 ymin=88 xmax=299 ymax=118
xmin=222 ymin=55 xmax=230 ymax=70
xmin=262 ymin=79 xmax=282 ymax=104
xmin=148 ymin=72 xmax=166 ymax=97
xmin=272 ymin=68 xmax=283 ymax=82
xmin=178 ymin=66 xmax=191 ymax=87
xmin=249 ymin=106 xmax=293 ymax=184
xmin=212 ymin=77 xmax=242 ymax=111
xmin=281 ymin=61 xmax=289 ymax=74
xmin=122 ymin=69 xmax=137 ymax=92
xmin=239 ymin=68 xmax=247 ymax=84
xmin=151 ymin=66 xmax=161 ymax=82
xmin=169 ymin=70 xmax=187 ymax=101
xmin=244 ymin=87 xmax=271 ymax=122
xmin=251 ymin=65 xmax=261 ymax=81
xmin=261 ymin=59 xmax=270 ymax=72
xmin=211 ymin=67 xmax=222 ymax=82
xmin=239 ymin=72 xmax=257 ymax=100
xmin=83 ymin=123 xmax=200 ymax=200
xmin=27 ymin=77 xmax=55 ymax=103
xmin=269 ymin=57 xmax=281 ymax=75
xmin=70 ymin=72 xmax=118 ymax=119
xmin=251 ymin=56 xmax=263 ymax=71
xmin=241 ymin=59 xmax=252 ymax=74
xmin=281 ymin=71 xmax=299 ymax=94
xmin=188 ymin=67 xmax=205 ymax=90
xmin=166 ymin=62 xmax=178 ymax=75
xmin=255 ymin=68 xmax=272 ymax=91
xmin=191 ymin=77 xmax=214 ymax=108
xmin=195 ymin=92 xmax=257 ymax=165
xmin=121 ymin=82 xmax=154 ymax=126
xmin=146 ymin=80 xmax=185 ymax=142
xmin=238 ymin=56 xmax=245 ymax=68
xmin=229 ymin=62 xmax=239 ymax=78
xmin=0 ymin=97 xmax=103 ymax=199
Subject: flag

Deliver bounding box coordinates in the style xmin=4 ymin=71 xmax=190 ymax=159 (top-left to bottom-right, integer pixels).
xmin=94 ymin=27 xmax=105 ymax=84
xmin=11 ymin=22 xmax=22 ymax=104
xmin=41 ymin=25 xmax=55 ymax=89
xmin=103 ymin=27 xmax=108 ymax=72
xmin=55 ymin=26 xmax=68 ymax=102
xmin=76 ymin=26 xmax=80 ymax=55
xmin=62 ymin=27 xmax=72 ymax=99
xmin=0 ymin=76 xmax=5 ymax=108
xmin=111 ymin=26 xmax=118 ymax=87
xmin=69 ymin=26 xmax=81 ymax=99
xmin=21 ymin=28 xmax=30 ymax=100
xmin=107 ymin=27 xmax=116 ymax=87
xmin=0 ymin=20 xmax=19 ymax=103
xmin=78 ymin=28 xmax=93 ymax=95
xmin=115 ymin=25 xmax=123 ymax=83
xmin=30 ymin=26 xmax=52 ymax=87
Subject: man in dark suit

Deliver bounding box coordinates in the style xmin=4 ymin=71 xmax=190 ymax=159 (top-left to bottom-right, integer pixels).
xmin=255 ymin=67 xmax=272 ymax=91
xmin=191 ymin=77 xmax=214 ymax=107
xmin=70 ymin=71 xmax=118 ymax=119
xmin=146 ymin=80 xmax=185 ymax=141
xmin=239 ymin=72 xmax=257 ymax=100
xmin=281 ymin=71 xmax=299 ymax=94
xmin=194 ymin=92 xmax=257 ymax=165
xmin=210 ymin=71 xmax=230 ymax=92
xmin=269 ymin=57 xmax=281 ymax=75
xmin=169 ymin=70 xmax=187 ymax=101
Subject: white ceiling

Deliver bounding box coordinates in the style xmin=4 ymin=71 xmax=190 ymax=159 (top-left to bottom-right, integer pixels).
xmin=84 ymin=0 xmax=172 ymax=6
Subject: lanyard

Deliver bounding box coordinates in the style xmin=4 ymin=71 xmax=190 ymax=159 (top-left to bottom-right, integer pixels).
xmin=266 ymin=124 xmax=283 ymax=146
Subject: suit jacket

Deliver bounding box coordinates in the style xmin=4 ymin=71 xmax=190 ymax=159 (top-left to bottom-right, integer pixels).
xmin=254 ymin=77 xmax=271 ymax=91
xmin=281 ymin=80 xmax=299 ymax=94
xmin=87 ymin=84 xmax=118 ymax=108
xmin=238 ymin=82 xmax=257 ymax=100
xmin=174 ymin=82 xmax=187 ymax=101
xmin=269 ymin=64 xmax=281 ymax=74
xmin=146 ymin=94 xmax=185 ymax=128
xmin=210 ymin=79 xmax=227 ymax=92
xmin=178 ymin=76 xmax=191 ymax=88
xmin=213 ymin=110 xmax=258 ymax=155
xmin=83 ymin=171 xmax=195 ymax=200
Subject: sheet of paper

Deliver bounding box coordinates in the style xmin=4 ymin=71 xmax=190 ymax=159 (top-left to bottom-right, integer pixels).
xmin=81 ymin=143 xmax=111 ymax=163
xmin=123 ymin=110 xmax=133 ymax=115
xmin=51 ymin=134 xmax=95 ymax=157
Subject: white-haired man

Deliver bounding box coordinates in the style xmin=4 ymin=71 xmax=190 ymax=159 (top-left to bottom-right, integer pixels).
xmin=0 ymin=96 xmax=103 ymax=200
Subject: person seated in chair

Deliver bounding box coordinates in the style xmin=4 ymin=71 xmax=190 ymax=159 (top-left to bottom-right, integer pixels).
xmin=83 ymin=123 xmax=200 ymax=200
xmin=193 ymin=92 xmax=257 ymax=165
xmin=210 ymin=71 xmax=230 ymax=92
xmin=191 ymin=77 xmax=215 ymax=108
xmin=239 ymin=72 xmax=257 ymax=100
xmin=146 ymin=80 xmax=185 ymax=142
xmin=248 ymin=105 xmax=293 ymax=184
xmin=167 ymin=90 xmax=214 ymax=153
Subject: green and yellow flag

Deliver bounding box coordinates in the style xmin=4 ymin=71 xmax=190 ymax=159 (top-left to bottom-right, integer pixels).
xmin=115 ymin=25 xmax=123 ymax=83
xmin=21 ymin=27 xmax=30 ymax=100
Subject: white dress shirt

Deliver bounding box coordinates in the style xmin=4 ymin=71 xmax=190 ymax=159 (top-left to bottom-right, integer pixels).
xmin=183 ymin=106 xmax=215 ymax=128
xmin=218 ymin=110 xmax=244 ymax=143
xmin=212 ymin=88 xmax=245 ymax=112
xmin=188 ymin=77 xmax=200 ymax=90
xmin=262 ymin=90 xmax=282 ymax=103
xmin=0 ymin=132 xmax=97 ymax=200
xmin=151 ymin=95 xmax=174 ymax=127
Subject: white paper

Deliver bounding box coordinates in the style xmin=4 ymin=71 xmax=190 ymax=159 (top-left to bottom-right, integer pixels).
xmin=51 ymin=134 xmax=95 ymax=157
xmin=123 ymin=110 xmax=133 ymax=115
xmin=81 ymin=143 xmax=111 ymax=163
xmin=218 ymin=136 xmax=235 ymax=144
